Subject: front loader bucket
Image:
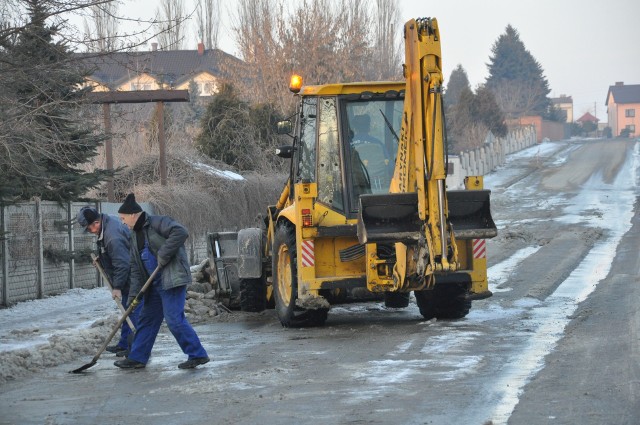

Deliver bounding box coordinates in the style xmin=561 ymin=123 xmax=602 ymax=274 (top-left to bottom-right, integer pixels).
xmin=357 ymin=190 xmax=497 ymax=244
xmin=446 ymin=189 xmax=497 ymax=240
xmin=357 ymin=193 xmax=421 ymax=244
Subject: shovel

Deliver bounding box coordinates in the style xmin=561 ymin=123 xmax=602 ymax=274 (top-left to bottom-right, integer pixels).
xmin=91 ymin=253 xmax=135 ymax=331
xmin=70 ymin=265 xmax=161 ymax=374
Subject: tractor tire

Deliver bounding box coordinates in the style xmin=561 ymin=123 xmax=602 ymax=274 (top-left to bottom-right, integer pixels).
xmin=239 ymin=277 xmax=266 ymax=312
xmin=272 ymin=222 xmax=328 ymax=327
xmin=415 ymin=281 xmax=471 ymax=320
xmin=384 ymin=291 xmax=410 ymax=308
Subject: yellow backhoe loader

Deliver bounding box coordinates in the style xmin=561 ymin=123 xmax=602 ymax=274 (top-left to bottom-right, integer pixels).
xmin=209 ymin=17 xmax=497 ymax=327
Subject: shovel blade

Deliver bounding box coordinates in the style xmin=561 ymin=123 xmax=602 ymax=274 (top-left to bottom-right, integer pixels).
xmin=69 ymin=359 xmax=97 ymax=374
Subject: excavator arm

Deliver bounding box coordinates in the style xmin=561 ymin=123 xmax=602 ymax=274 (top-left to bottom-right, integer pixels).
xmin=357 ymin=18 xmax=462 ymax=289
xmin=395 ymin=18 xmax=454 ymax=271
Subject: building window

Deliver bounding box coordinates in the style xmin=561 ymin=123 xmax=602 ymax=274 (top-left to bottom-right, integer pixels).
xmin=200 ymin=82 xmax=216 ymax=96
xmin=130 ymin=82 xmax=152 ymax=91
xmin=626 ymin=124 xmax=636 ymax=133
xmin=625 ymin=109 xmax=635 ymax=117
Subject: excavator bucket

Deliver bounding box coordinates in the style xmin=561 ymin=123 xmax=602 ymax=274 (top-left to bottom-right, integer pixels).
xmin=356 ymin=190 xmax=497 ymax=244
xmin=446 ymin=189 xmax=497 ymax=239
xmin=357 ymin=193 xmax=421 ymax=244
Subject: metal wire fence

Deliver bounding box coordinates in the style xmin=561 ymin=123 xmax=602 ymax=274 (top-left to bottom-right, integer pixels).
xmin=0 ymin=200 xmax=208 ymax=307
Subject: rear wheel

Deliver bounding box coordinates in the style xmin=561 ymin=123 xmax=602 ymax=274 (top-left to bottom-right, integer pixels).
xmin=272 ymin=223 xmax=328 ymax=327
xmin=415 ymin=281 xmax=471 ymax=320
xmin=239 ymin=277 xmax=266 ymax=312
xmin=384 ymin=291 xmax=410 ymax=308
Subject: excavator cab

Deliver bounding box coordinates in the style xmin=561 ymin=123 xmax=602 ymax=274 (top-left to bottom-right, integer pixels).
xmin=283 ymin=83 xmax=406 ymax=220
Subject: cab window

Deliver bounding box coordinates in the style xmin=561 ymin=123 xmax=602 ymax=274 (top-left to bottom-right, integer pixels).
xmin=317 ymin=97 xmax=344 ymax=211
xmin=343 ymin=97 xmax=403 ymax=213
xmin=297 ymin=97 xmax=317 ymax=182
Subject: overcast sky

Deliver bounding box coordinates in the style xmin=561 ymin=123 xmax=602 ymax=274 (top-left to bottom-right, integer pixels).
xmin=399 ymin=0 xmax=640 ymax=121
xmin=116 ymin=0 xmax=639 ymax=122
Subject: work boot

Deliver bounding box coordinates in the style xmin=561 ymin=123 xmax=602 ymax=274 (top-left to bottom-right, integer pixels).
xmin=114 ymin=358 xmax=145 ymax=369
xmin=115 ymin=348 xmax=128 ymax=357
xmin=178 ymin=357 xmax=210 ymax=369
xmin=105 ymin=345 xmax=123 ymax=354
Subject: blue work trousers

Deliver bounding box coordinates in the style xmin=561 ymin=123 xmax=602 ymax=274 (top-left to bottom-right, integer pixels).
xmin=126 ymin=280 xmax=208 ymax=364
xmin=116 ymin=286 xmax=143 ymax=350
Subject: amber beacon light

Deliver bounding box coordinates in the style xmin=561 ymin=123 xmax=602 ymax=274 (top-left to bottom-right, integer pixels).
xmin=289 ymin=74 xmax=303 ymax=93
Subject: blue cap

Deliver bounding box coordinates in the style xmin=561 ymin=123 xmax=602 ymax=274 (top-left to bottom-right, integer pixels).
xmin=77 ymin=207 xmax=100 ymax=230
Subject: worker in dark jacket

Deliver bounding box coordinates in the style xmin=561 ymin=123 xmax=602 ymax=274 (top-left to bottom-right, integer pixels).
xmin=77 ymin=206 xmax=142 ymax=356
xmin=114 ymin=193 xmax=209 ymax=370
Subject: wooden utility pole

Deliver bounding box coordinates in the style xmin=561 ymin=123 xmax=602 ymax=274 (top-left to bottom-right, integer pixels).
xmin=102 ymin=104 xmax=114 ymax=201
xmin=157 ymin=101 xmax=167 ymax=186
xmin=88 ymin=90 xmax=190 ymax=193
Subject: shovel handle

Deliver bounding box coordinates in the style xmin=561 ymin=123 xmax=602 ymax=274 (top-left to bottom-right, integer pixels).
xmin=80 ymin=265 xmax=161 ymax=370
xmin=91 ymin=254 xmax=135 ymax=331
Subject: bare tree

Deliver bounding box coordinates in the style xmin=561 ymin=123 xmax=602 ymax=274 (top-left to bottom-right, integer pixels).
xmin=230 ymin=0 xmax=283 ymax=109
xmin=231 ymin=0 xmax=382 ymax=115
xmin=195 ymin=0 xmax=220 ymax=49
xmin=83 ymin=0 xmax=119 ymax=52
xmin=334 ymin=0 xmax=372 ymax=81
xmin=155 ymin=0 xmax=186 ymax=50
xmin=491 ymin=79 xmax=549 ymax=119
xmin=370 ymin=0 xmax=401 ymax=80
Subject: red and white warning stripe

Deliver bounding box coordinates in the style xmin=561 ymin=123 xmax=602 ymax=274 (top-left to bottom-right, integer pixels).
xmin=472 ymin=239 xmax=486 ymax=259
xmin=301 ymin=240 xmax=315 ymax=267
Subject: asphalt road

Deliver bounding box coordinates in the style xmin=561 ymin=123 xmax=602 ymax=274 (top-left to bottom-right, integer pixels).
xmin=1 ymin=138 xmax=639 ymax=425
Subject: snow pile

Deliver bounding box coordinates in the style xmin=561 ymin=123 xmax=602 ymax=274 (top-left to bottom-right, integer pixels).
xmin=187 ymin=160 xmax=245 ymax=181
xmin=0 ymin=313 xmax=118 ymax=384
xmin=0 ymin=262 xmax=225 ymax=385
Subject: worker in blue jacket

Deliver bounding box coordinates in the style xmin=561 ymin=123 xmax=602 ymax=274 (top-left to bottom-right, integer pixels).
xmin=77 ymin=206 xmax=142 ymax=356
xmin=114 ymin=193 xmax=209 ymax=370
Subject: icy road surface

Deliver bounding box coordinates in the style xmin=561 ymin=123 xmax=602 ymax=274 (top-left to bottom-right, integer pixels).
xmin=1 ymin=138 xmax=639 ymax=425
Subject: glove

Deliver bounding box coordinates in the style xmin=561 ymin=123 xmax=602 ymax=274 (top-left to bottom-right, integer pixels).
xmin=158 ymin=257 xmax=169 ymax=268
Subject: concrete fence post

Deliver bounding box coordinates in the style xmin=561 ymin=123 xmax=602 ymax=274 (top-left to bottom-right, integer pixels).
xmin=462 ymin=152 xmax=469 ymax=174
xmin=1 ymin=204 xmax=7 ymax=306
xmin=469 ymin=149 xmax=476 ymax=175
xmin=35 ymin=199 xmax=44 ymax=299
xmin=68 ymin=201 xmax=75 ymax=289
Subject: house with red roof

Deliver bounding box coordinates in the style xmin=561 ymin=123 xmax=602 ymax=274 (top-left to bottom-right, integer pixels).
xmin=605 ymin=82 xmax=640 ymax=137
xmin=576 ymin=112 xmax=599 ymax=124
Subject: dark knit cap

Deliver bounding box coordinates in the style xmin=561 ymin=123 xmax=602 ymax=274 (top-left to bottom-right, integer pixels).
xmin=118 ymin=193 xmax=143 ymax=214
xmin=77 ymin=206 xmax=100 ymax=229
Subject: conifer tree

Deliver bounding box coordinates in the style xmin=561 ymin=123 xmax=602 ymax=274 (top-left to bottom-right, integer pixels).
xmin=195 ymin=83 xmax=283 ymax=172
xmin=485 ymin=25 xmax=552 ymax=119
xmin=444 ymin=64 xmax=471 ymax=109
xmin=0 ymin=0 xmax=111 ymax=202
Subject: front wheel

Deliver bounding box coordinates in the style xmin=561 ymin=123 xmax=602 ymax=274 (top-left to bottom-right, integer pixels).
xmin=272 ymin=223 xmax=328 ymax=327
